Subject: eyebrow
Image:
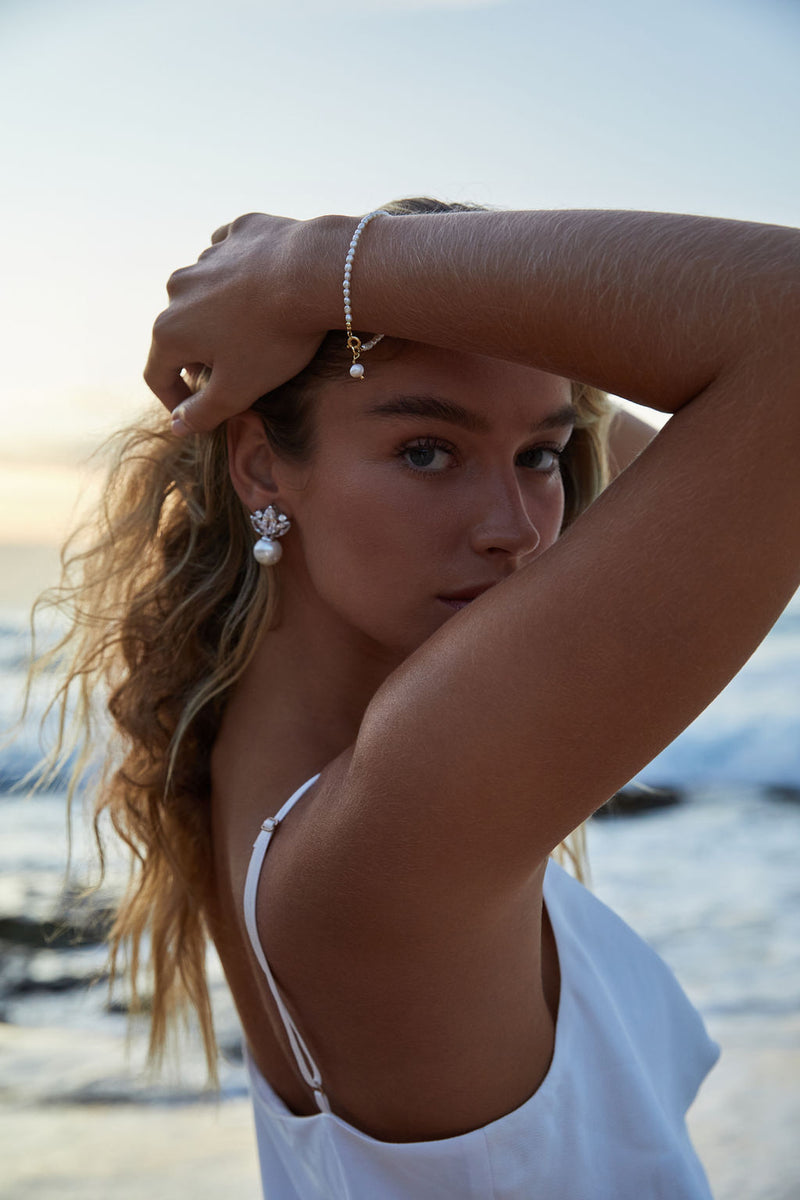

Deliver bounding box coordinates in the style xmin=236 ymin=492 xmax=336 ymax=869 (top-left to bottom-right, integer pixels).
xmin=364 ymin=393 xmax=577 ymax=435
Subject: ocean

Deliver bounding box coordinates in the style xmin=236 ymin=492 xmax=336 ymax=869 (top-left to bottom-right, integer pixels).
xmin=1 ymin=569 xmax=798 ymax=1199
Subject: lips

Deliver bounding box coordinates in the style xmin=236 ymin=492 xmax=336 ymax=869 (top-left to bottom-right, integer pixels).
xmin=437 ymin=583 xmax=496 ymax=608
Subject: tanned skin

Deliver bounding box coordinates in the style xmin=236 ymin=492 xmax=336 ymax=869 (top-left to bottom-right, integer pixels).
xmin=145 ymin=210 xmax=799 ymax=1140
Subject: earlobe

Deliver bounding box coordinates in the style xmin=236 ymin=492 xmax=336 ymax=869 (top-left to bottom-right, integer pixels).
xmin=226 ymin=411 xmax=282 ymax=513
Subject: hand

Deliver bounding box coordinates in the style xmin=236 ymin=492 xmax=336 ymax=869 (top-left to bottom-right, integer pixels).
xmin=143 ymin=213 xmax=338 ymax=433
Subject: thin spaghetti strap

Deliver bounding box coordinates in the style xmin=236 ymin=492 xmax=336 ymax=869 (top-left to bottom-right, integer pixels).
xmin=242 ymin=773 xmax=331 ymax=1114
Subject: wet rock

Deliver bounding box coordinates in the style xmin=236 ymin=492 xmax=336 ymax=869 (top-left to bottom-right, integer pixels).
xmin=764 ymin=785 xmax=800 ymax=805
xmin=0 ymin=884 xmax=115 ymax=949
xmin=594 ymin=784 xmax=685 ymax=818
xmin=0 ymin=878 xmax=117 ymax=1009
xmin=0 ymin=944 xmax=32 ymax=995
xmin=105 ymin=993 xmax=153 ymax=1016
xmin=52 ymin=1075 xmax=209 ymax=1106
xmin=219 ymin=1035 xmax=244 ymax=1064
xmin=6 ymin=945 xmax=108 ymax=995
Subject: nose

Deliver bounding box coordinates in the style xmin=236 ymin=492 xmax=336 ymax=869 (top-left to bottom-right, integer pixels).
xmin=468 ymin=471 xmax=542 ymax=558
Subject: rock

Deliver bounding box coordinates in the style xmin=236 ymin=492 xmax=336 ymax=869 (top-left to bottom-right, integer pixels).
xmin=7 ymin=946 xmax=108 ymax=996
xmin=594 ymin=784 xmax=685 ymax=818
xmin=104 ymin=994 xmax=153 ymax=1016
xmin=765 ymin=785 xmax=800 ymax=805
xmin=0 ymin=883 xmax=115 ymax=949
xmin=219 ymin=1035 xmax=244 ymax=1064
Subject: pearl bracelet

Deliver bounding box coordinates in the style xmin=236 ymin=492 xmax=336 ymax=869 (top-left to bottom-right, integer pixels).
xmin=344 ymin=210 xmax=387 ymax=380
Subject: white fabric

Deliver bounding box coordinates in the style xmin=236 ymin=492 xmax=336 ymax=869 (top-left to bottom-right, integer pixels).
xmin=244 ymin=773 xmax=328 ymax=1111
xmin=243 ymin=778 xmax=719 ymax=1200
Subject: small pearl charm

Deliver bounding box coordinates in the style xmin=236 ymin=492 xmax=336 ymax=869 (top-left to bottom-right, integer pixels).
xmin=253 ymin=537 xmax=283 ymax=565
xmin=350 ymin=363 xmax=365 ymax=379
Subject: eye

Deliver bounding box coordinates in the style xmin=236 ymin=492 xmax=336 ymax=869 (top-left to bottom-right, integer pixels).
xmin=399 ymin=437 xmax=455 ymax=474
xmin=518 ymin=445 xmax=564 ymax=473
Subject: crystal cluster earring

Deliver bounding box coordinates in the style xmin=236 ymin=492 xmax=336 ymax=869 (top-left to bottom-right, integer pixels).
xmin=249 ymin=506 xmax=291 ymax=565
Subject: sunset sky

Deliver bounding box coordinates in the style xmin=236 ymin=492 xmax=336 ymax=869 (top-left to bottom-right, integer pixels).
xmin=1 ymin=0 xmax=798 ymax=547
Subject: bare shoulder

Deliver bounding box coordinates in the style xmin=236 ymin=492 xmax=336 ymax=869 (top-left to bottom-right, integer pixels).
xmin=259 ymin=756 xmax=558 ymax=1140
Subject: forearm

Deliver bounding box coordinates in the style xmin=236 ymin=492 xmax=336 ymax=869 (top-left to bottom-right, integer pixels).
xmin=147 ymin=208 xmax=799 ymax=431
xmin=303 ymin=209 xmax=799 ymax=414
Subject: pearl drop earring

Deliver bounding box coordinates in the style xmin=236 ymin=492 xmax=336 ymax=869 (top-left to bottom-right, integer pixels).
xmin=249 ymin=506 xmax=291 ymax=566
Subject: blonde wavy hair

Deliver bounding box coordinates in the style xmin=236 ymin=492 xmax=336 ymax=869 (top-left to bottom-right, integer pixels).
xmin=28 ymin=198 xmax=614 ymax=1084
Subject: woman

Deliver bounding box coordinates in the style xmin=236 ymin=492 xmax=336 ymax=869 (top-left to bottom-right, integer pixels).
xmin=43 ymin=199 xmax=799 ymax=1197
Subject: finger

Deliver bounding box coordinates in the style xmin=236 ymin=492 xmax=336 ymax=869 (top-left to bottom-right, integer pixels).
xmin=143 ymin=325 xmax=194 ymax=411
xmin=144 ymin=308 xmax=205 ymax=410
xmin=143 ymin=357 xmax=193 ymax=413
xmin=170 ymin=368 xmax=263 ymax=434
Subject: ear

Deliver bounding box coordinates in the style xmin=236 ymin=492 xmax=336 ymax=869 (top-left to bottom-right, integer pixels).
xmin=226 ymin=411 xmax=284 ymax=513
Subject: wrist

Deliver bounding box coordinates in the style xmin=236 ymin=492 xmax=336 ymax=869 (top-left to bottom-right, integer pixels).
xmin=290 ymin=213 xmax=358 ymax=336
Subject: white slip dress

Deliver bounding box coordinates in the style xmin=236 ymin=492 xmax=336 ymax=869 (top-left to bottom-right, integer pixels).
xmin=243 ymin=773 xmax=719 ymax=1200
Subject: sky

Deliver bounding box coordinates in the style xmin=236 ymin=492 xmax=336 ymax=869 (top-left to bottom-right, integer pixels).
xmin=0 ymin=0 xmax=798 ymax=543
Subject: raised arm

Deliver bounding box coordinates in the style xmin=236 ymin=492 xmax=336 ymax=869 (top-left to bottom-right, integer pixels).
xmin=147 ymin=208 xmax=800 ymax=904
xmin=291 ymin=210 xmax=797 ymax=908
xmin=146 ymin=209 xmax=796 ymax=426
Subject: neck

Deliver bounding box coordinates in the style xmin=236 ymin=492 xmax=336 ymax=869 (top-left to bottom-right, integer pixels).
xmin=222 ymin=567 xmax=402 ymax=777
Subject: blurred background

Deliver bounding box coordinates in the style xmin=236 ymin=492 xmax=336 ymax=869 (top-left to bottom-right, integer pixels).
xmin=1 ymin=0 xmax=798 ymax=1196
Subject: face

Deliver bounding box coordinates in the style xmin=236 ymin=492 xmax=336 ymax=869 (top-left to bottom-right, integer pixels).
xmin=274 ymin=342 xmax=574 ymax=660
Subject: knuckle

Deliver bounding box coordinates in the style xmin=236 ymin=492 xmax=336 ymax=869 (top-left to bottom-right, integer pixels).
xmin=210 ymin=210 xmax=268 ymax=248
xmin=230 ymin=212 xmax=260 ymax=233
xmin=142 ymin=359 xmax=168 ymax=395
xmin=151 ymin=307 xmax=174 ymax=339
xmin=165 ymin=265 xmax=191 ymax=297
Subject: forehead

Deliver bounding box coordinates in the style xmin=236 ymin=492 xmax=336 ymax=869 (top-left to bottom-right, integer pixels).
xmin=315 ymin=341 xmax=573 ymax=433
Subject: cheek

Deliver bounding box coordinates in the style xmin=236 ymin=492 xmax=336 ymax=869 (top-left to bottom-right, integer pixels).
xmin=520 ymin=475 xmax=566 ymax=547
xmin=547 ymin=481 xmax=567 ymax=542
xmin=294 ymin=467 xmax=447 ymax=625
xmin=307 ymin=473 xmax=432 ymax=562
